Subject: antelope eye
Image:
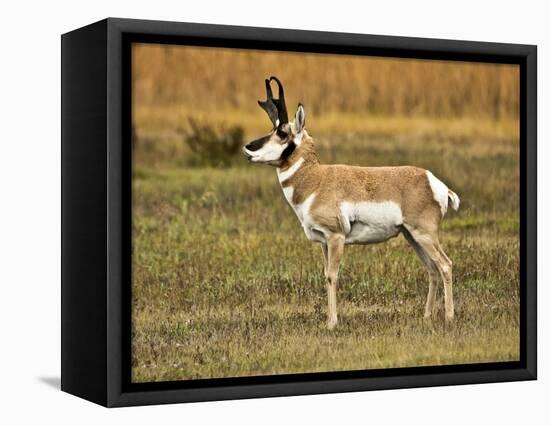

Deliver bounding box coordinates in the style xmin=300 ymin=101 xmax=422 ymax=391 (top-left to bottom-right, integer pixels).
xmin=276 ymin=129 xmax=288 ymax=139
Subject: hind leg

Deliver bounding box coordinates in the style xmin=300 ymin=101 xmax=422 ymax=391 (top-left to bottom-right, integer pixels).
xmin=402 ymin=227 xmax=440 ymax=318
xmin=325 ymin=234 xmax=345 ymax=330
xmin=403 ymin=225 xmax=454 ymax=321
xmin=321 ymin=242 xmax=328 ymax=277
xmin=435 ymin=242 xmax=454 ymax=320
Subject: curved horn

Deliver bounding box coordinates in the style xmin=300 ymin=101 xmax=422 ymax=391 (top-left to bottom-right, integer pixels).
xmin=257 ymin=78 xmax=278 ymax=126
xmin=257 ymin=76 xmax=289 ymax=127
xmin=264 ymin=78 xmax=274 ymax=99
xmin=257 ymin=99 xmax=279 ymax=127
xmin=269 ymin=76 xmax=289 ymax=124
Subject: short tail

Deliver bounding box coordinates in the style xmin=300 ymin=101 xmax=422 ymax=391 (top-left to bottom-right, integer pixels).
xmin=448 ymin=189 xmax=460 ymax=211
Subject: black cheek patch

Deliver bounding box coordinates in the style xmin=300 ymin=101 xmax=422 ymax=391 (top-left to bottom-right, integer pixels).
xmin=245 ymin=135 xmax=270 ymax=152
xmin=281 ymin=141 xmax=296 ymax=160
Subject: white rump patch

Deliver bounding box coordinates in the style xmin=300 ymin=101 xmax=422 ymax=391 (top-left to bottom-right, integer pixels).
xmin=448 ymin=190 xmax=460 ymax=211
xmin=277 ymin=157 xmax=304 ymax=183
xmin=340 ymin=201 xmax=403 ymax=244
xmin=426 ymin=171 xmax=450 ymax=215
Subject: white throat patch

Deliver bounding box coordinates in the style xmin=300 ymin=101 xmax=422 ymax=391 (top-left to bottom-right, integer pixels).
xmin=277 ymin=157 xmax=304 ymax=183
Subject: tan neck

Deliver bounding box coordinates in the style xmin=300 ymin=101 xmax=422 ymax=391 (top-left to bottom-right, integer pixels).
xmin=276 ymin=131 xmax=321 ymax=203
xmin=279 ymin=130 xmax=319 ymax=171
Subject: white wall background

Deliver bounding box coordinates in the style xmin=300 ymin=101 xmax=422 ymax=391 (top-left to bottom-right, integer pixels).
xmin=0 ymin=0 xmax=546 ymax=423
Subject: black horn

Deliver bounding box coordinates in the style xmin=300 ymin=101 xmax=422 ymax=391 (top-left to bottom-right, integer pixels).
xmin=257 ymin=76 xmax=289 ymax=127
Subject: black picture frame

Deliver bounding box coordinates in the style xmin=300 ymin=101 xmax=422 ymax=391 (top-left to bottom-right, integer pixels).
xmin=61 ymin=17 xmax=537 ymax=407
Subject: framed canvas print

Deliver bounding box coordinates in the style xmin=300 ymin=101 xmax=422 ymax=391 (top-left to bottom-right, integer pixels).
xmin=61 ymin=18 xmax=537 ymax=407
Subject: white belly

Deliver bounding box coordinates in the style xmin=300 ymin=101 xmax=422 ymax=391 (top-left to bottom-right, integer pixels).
xmin=340 ymin=201 xmax=403 ymax=244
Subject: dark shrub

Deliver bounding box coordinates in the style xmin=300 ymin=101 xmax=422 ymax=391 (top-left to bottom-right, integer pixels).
xmin=183 ymin=118 xmax=244 ymax=167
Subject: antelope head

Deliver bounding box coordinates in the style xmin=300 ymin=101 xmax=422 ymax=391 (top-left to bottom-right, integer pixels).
xmin=243 ymin=76 xmax=306 ymax=167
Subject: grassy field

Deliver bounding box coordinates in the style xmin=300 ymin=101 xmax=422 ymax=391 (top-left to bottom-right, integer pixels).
xmin=131 ymin=121 xmax=520 ymax=382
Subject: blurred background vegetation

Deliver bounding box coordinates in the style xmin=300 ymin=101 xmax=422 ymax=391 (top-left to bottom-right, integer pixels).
xmin=131 ymin=43 xmax=520 ymax=382
xmin=132 ymin=43 xmax=518 ymax=167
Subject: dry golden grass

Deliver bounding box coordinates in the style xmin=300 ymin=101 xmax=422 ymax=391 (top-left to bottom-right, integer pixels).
xmin=132 ymin=44 xmax=519 ymax=166
xmin=133 ymin=43 xmax=519 ymax=119
xmin=134 ymin=105 xmax=519 ymax=138
xmin=133 ymin=104 xmax=518 ymax=167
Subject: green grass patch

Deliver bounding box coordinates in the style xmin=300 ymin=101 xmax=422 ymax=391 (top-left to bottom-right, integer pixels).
xmin=131 ymin=131 xmax=520 ymax=382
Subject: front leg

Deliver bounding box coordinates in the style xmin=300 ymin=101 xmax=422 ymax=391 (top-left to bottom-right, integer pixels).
xmin=325 ymin=234 xmax=345 ymax=330
xmin=321 ymin=243 xmax=328 ymax=277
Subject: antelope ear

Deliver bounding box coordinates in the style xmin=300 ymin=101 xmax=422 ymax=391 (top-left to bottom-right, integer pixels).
xmin=294 ymin=103 xmax=306 ymax=133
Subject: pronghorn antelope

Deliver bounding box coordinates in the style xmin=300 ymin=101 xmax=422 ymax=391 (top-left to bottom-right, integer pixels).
xmin=243 ymin=77 xmax=460 ymax=330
